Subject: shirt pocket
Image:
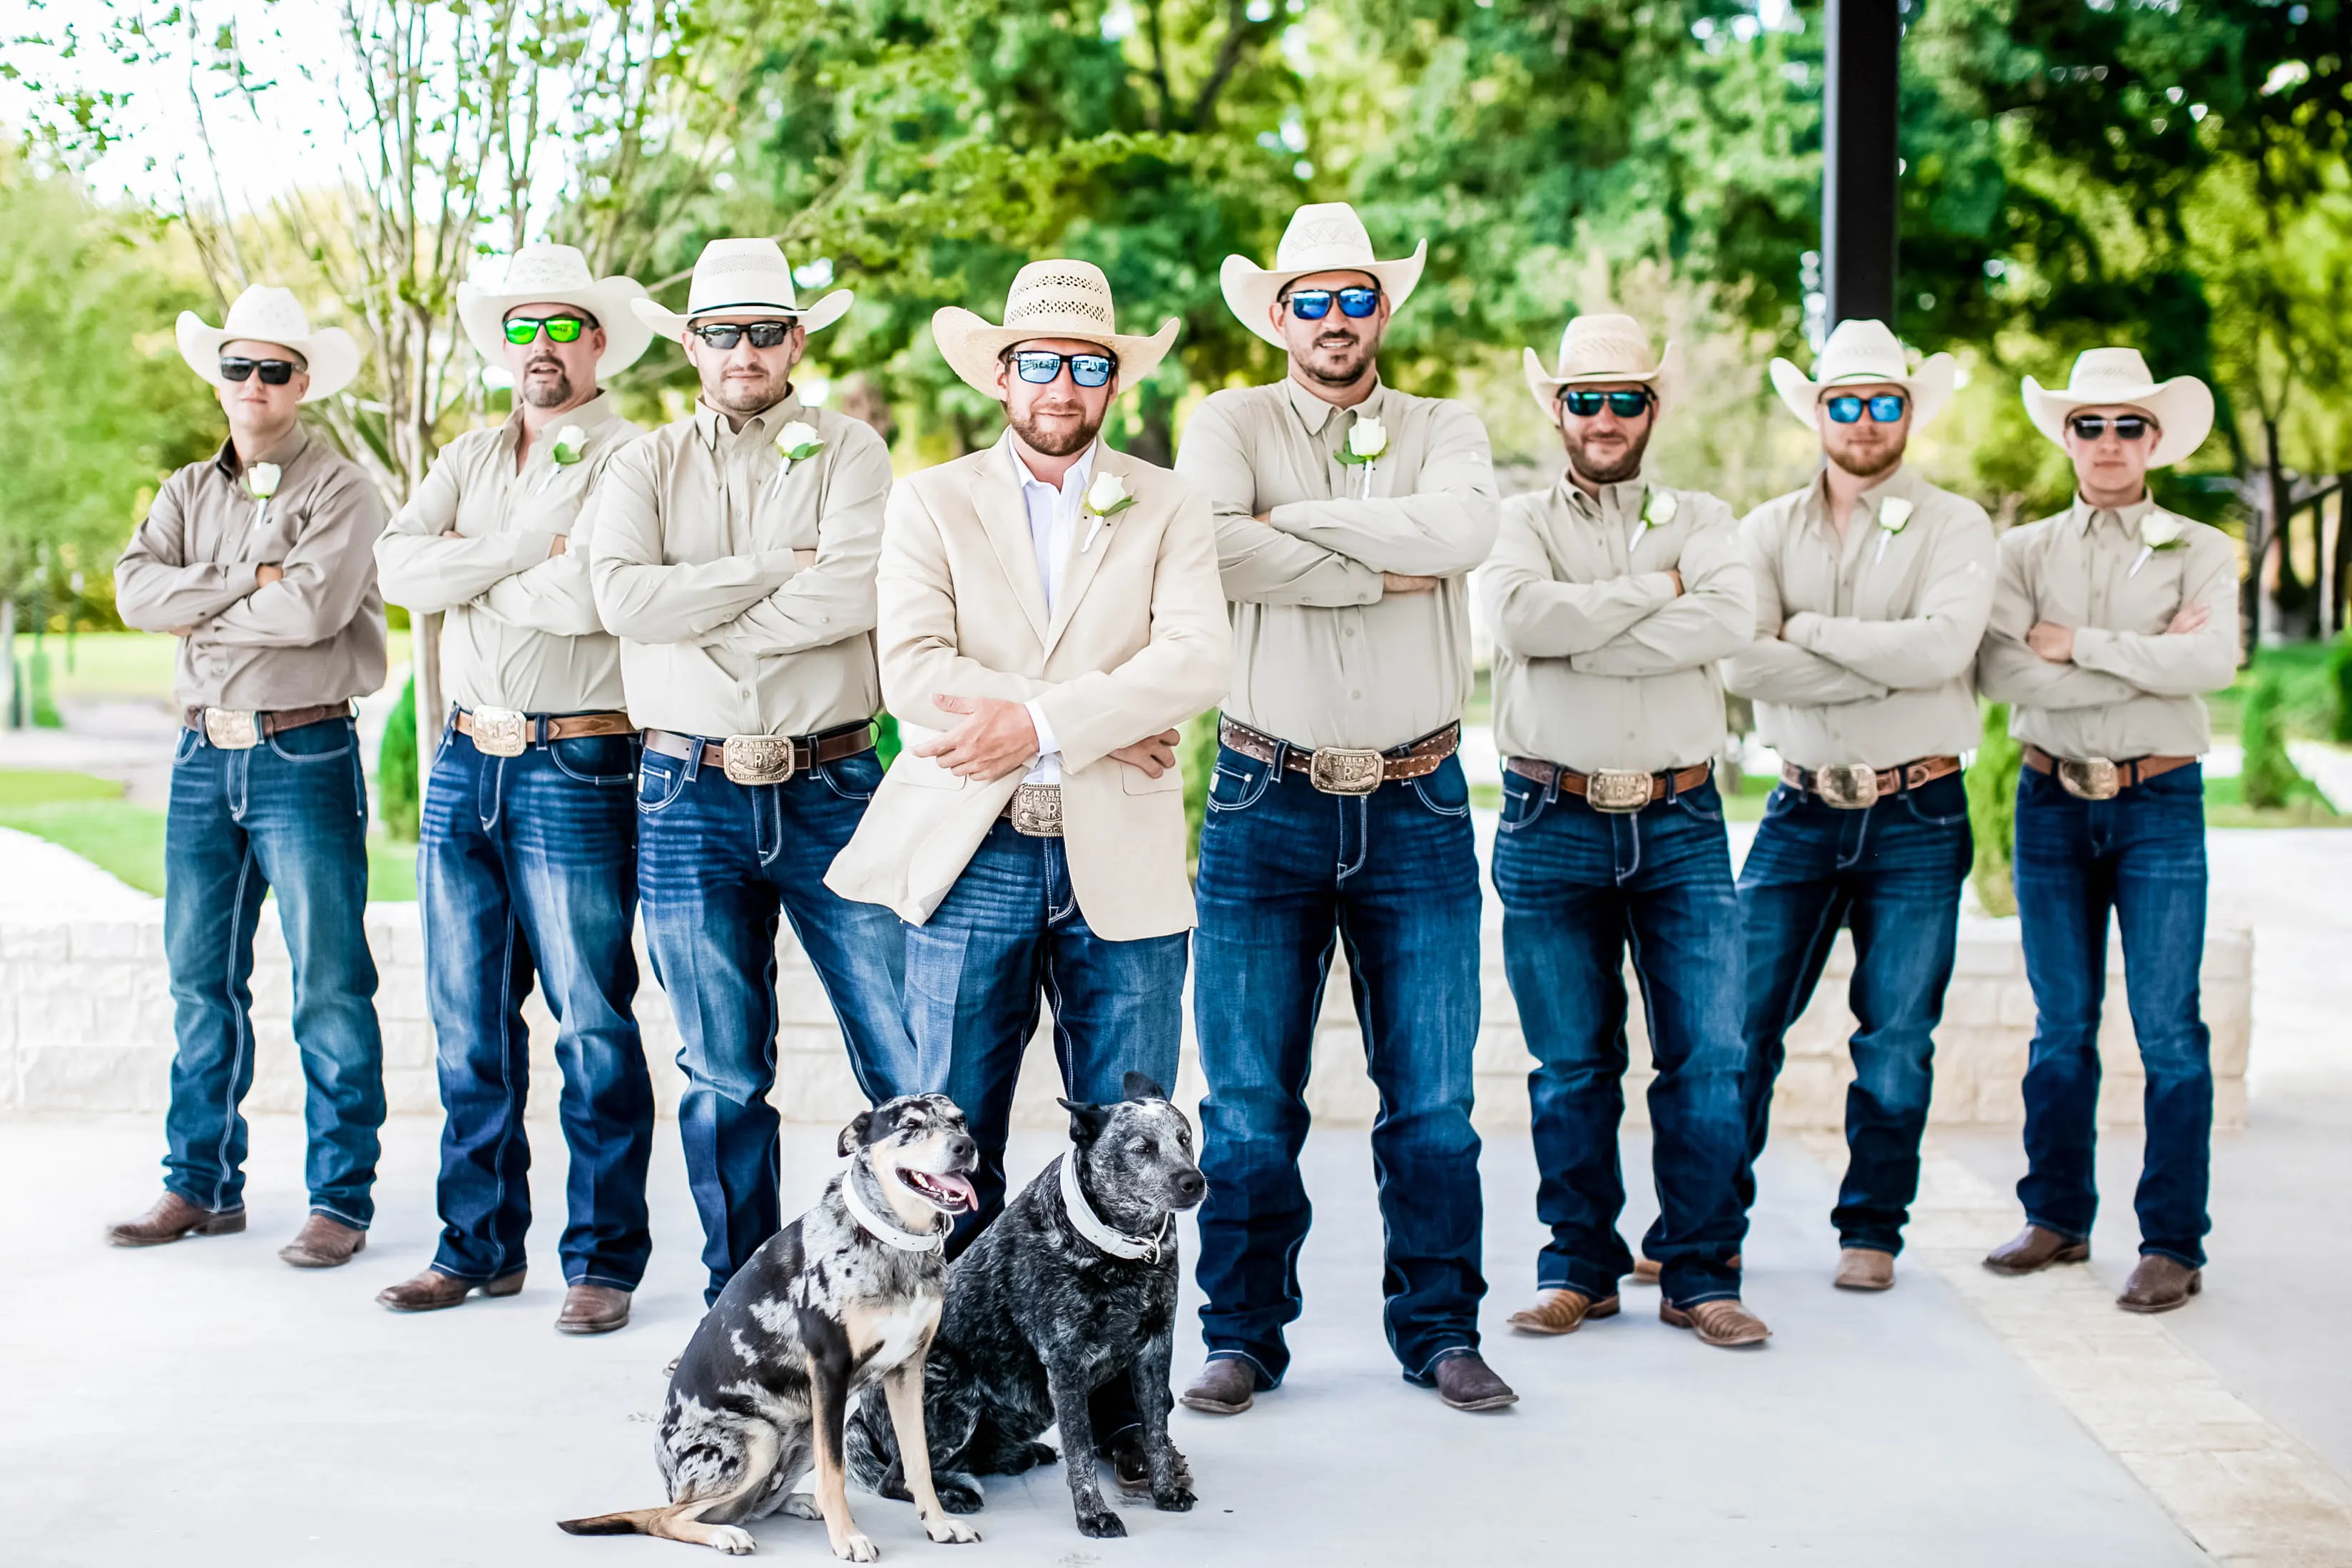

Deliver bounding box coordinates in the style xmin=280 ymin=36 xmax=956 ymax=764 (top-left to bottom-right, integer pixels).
xmin=760 ymin=455 xmax=825 ymax=551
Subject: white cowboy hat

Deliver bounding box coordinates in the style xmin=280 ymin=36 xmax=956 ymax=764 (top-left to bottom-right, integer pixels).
xmin=457 ymin=243 xmax=653 ymax=379
xmin=175 ymin=286 xmax=360 ymax=403
xmin=1768 ymin=317 xmax=1956 ymax=430
xmin=1522 ymin=313 xmax=1678 ymax=421
xmin=630 ymin=237 xmax=854 ymax=337
xmin=1220 ymin=203 xmax=1427 ymax=349
xmin=932 ymin=259 xmax=1179 ymax=397
xmin=2023 ymin=347 xmax=2214 ymax=469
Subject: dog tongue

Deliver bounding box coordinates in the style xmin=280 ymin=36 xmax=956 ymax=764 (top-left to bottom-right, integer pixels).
xmin=933 ymin=1172 xmax=976 ymax=1208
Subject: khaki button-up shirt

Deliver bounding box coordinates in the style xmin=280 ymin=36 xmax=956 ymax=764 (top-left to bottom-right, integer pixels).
xmin=1977 ymin=496 xmax=2239 ymax=759
xmin=1175 ymin=376 xmax=1500 ymax=750
xmin=116 ymin=429 xmax=389 ymax=711
xmin=589 ymin=392 xmax=889 ymax=738
xmin=1723 ymin=464 xmax=1995 ymax=770
xmin=1485 ymin=474 xmax=1753 ymax=773
xmin=375 ymin=394 xmax=643 ymax=713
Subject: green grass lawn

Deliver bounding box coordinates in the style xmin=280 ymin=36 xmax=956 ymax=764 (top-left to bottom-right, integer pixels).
xmin=12 ymin=629 xmax=412 ymax=702
xmin=2209 ymin=640 xmax=2343 ymax=738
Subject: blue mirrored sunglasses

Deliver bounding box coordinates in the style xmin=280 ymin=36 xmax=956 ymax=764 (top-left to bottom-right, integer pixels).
xmin=1010 ymin=350 xmax=1116 ymax=388
xmin=1824 ymin=392 xmax=1908 ymax=424
xmin=1284 ymin=286 xmax=1380 ymax=321
xmin=1560 ymin=389 xmax=1655 ymax=419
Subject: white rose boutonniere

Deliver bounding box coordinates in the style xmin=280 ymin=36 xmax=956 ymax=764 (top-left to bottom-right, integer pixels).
xmin=537 ymin=424 xmax=590 ymax=493
xmin=1336 ymin=416 xmax=1388 ymax=497
xmin=244 ymin=462 xmax=280 ymax=529
xmin=775 ymin=419 xmax=825 ymax=464
xmin=1873 ymin=494 xmax=1915 ymax=564
xmin=1631 ymin=486 xmax=1678 ymax=550
xmin=1079 ymin=469 xmax=1136 ymax=553
xmin=2130 ymin=511 xmax=2187 ymax=578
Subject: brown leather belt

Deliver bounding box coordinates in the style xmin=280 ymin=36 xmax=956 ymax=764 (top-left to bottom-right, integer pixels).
xmin=454 ymin=706 xmax=634 ymax=758
xmin=1778 ymin=754 xmax=1961 ymax=810
xmin=1218 ymin=716 xmax=1459 ymax=796
xmin=2022 ymin=745 xmax=2194 ymax=801
xmin=642 ymin=721 xmax=874 ymax=786
xmin=183 ymin=701 xmax=353 ymax=750
xmin=1505 ymin=757 xmax=1714 ymax=813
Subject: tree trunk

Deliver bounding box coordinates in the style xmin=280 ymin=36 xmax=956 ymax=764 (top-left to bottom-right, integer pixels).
xmin=2334 ymin=481 xmax=2352 ymax=636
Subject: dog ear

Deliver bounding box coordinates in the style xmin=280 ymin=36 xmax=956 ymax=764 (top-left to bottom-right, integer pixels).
xmin=1121 ymin=1071 xmax=1166 ymax=1103
xmin=1057 ymin=1098 xmax=1114 ymax=1146
xmin=836 ymin=1109 xmax=875 ymax=1158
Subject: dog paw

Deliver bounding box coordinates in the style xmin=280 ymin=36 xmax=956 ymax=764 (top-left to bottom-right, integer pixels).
xmin=781 ymin=1495 xmax=822 ymax=1522
xmin=877 ymin=1462 xmax=913 ymax=1504
xmin=708 ymin=1524 xmax=758 ymax=1554
xmin=1075 ymin=1509 xmax=1127 ymax=1539
xmin=1153 ymin=1485 xmax=1196 ymax=1514
xmin=935 ymin=1475 xmax=984 ymax=1514
xmin=833 ymin=1532 xmax=879 ymax=1563
xmin=1011 ymin=1440 xmax=1057 ymax=1472
xmin=923 ymin=1515 xmax=980 ymax=1544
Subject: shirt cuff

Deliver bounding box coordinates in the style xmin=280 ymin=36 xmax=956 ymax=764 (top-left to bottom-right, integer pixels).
xmin=1636 ymin=571 xmax=1680 ymax=604
xmin=1781 ymin=610 xmax=1823 ymax=648
xmin=1024 ymin=699 xmax=1058 ymax=762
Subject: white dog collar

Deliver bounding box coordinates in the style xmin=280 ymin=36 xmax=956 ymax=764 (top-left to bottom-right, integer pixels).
xmin=840 ymin=1164 xmax=947 ymax=1254
xmin=1059 ymin=1151 xmax=1172 ymax=1263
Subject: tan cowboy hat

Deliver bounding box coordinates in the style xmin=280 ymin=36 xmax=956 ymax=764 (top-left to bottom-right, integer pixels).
xmin=1522 ymin=313 xmax=1677 ymax=421
xmin=932 ymin=259 xmax=1179 ymax=397
xmin=630 ymin=237 xmax=853 ymax=337
xmin=1768 ymin=317 xmax=1955 ymax=430
xmin=458 ymin=243 xmax=653 ymax=379
xmin=175 ymin=286 xmax=360 ymax=403
xmin=1220 ymin=203 xmax=1427 ymax=348
xmin=2023 ymin=347 xmax=2214 ymax=469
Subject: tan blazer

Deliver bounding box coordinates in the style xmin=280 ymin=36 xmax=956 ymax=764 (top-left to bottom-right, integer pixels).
xmin=824 ymin=434 xmax=1232 ymax=941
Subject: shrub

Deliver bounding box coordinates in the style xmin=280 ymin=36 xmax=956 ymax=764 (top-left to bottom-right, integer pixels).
xmin=874 ymin=710 xmax=902 ymax=770
xmin=1967 ymin=701 xmax=2021 ymax=917
xmin=379 ymin=674 xmax=419 ymax=841
xmin=1182 ymin=711 xmax=1221 ymax=872
xmin=2328 ymin=631 xmax=2352 ymax=744
xmin=2239 ymin=671 xmax=2299 ymax=811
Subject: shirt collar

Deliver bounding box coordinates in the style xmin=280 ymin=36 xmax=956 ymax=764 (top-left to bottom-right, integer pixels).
xmin=503 ymin=390 xmax=622 ymax=453
xmin=1008 ymin=437 xmax=1097 ymax=499
xmin=1808 ymin=461 xmax=1921 ymax=532
xmin=693 ymin=387 xmax=807 ymax=451
xmin=1560 ymin=473 xmax=1648 ymax=524
xmin=1282 ymin=373 xmax=1383 ymax=437
xmin=212 ymin=425 xmax=311 ymax=481
xmin=2071 ymin=492 xmax=2156 ymax=536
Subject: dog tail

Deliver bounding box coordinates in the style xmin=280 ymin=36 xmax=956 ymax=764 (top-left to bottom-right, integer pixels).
xmin=556 ymin=1507 xmax=660 ymax=1537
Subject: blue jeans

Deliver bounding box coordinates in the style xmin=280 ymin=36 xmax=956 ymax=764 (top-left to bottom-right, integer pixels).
xmin=161 ymin=716 xmax=384 ymax=1226
xmin=636 ymin=738 xmax=913 ymax=1302
xmin=1491 ymin=771 xmax=1748 ymax=1308
xmin=1192 ymin=742 xmax=1487 ymax=1386
xmin=1737 ymin=772 xmax=1971 ymax=1254
xmin=2013 ymin=762 xmax=2211 ymax=1267
xmin=419 ymin=721 xmax=654 ymax=1288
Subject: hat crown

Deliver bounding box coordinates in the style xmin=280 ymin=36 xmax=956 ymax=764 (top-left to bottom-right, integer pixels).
xmin=1274 ymin=203 xmax=1378 ymax=270
xmin=1000 ymin=260 xmax=1119 ymax=337
xmin=684 ymin=238 xmax=801 ymax=315
xmin=497 ymin=243 xmax=598 ymax=295
xmin=219 ymin=285 xmax=320 ymax=345
xmin=1552 ymin=313 xmax=1659 ymax=380
xmin=2065 ymin=347 xmax=2158 ymax=395
xmin=1811 ymin=317 xmax=1913 ymax=385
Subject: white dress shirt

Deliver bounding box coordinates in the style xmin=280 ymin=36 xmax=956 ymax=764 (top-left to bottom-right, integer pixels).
xmin=1009 ymin=440 xmax=1097 ymax=783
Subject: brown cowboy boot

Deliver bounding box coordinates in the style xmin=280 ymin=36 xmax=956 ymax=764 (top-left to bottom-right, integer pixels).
xmin=376 ymin=1268 xmax=525 ymax=1312
xmin=1834 ymin=1248 xmax=1895 ymax=1291
xmin=106 ymin=1191 xmax=245 ymax=1248
xmin=556 ymin=1284 xmax=633 ymax=1335
xmin=1430 ymin=1352 xmax=1519 ymax=1412
xmin=1983 ymin=1224 xmax=2089 ymax=1277
xmin=1660 ymin=1298 xmax=1772 ymax=1347
xmin=1507 ymin=1288 xmax=1620 ymax=1337
xmin=1178 ymin=1357 xmax=1259 ymax=1415
xmin=278 ymin=1213 xmax=367 ymax=1269
xmin=2117 ymin=1255 xmax=2201 ymax=1315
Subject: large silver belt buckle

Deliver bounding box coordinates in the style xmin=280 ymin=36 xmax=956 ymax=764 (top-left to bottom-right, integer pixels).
xmin=1815 ymin=763 xmax=1880 ymax=810
xmin=202 ymin=708 xmax=260 ymax=750
xmin=1009 ymin=783 xmax=1064 ymax=837
xmin=721 ymin=734 xmax=797 ymax=785
xmin=2057 ymin=758 xmax=2121 ymax=800
xmin=1308 ymin=746 xmax=1386 ymax=795
xmin=470 ymin=706 xmax=528 ymax=758
xmin=1585 ymin=769 xmax=1654 ymax=813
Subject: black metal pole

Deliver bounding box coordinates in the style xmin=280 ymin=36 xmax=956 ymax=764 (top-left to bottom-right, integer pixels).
xmin=1823 ymin=0 xmax=1900 ymax=328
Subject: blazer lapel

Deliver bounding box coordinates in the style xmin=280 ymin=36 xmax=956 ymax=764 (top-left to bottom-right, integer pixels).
xmin=1042 ymin=443 xmax=1129 ymax=659
xmin=966 ymin=434 xmax=1049 ymax=643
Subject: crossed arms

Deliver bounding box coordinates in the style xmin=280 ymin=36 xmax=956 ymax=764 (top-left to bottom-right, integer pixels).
xmin=1482 ymin=494 xmax=1754 ymax=675
xmin=118 ymin=469 xmax=385 ymax=646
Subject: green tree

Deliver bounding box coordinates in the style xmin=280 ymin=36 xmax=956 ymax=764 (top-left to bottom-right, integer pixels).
xmin=1967 ymin=701 xmax=2021 ymax=918
xmin=379 ymin=675 xmax=421 ymax=842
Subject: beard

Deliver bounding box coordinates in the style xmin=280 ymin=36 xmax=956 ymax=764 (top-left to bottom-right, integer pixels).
xmin=1826 ymin=429 xmax=1908 ymax=482
xmin=520 ymin=359 xmax=575 ymax=409
xmin=703 ymin=365 xmax=788 ymax=417
xmin=1007 ymin=402 xmax=1101 ymax=458
xmin=1296 ymin=330 xmax=1376 ymax=387
xmin=1564 ymin=423 xmax=1651 ymax=487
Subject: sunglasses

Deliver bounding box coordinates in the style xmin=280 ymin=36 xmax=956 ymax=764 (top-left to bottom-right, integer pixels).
xmin=1009 ymin=350 xmax=1116 ymax=388
xmin=1824 ymin=392 xmax=1908 ymax=424
xmin=691 ymin=320 xmax=798 ymax=350
xmin=2069 ymin=414 xmax=2154 ymax=442
xmin=1283 ymin=286 xmax=1381 ymax=321
xmin=503 ymin=313 xmax=594 ymax=345
xmin=1559 ymin=389 xmax=1655 ymax=419
xmin=218 ymin=357 xmax=300 ymax=386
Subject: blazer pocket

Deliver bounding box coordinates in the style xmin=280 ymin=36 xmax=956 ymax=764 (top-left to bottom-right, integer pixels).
xmin=898 ymin=758 xmax=969 ymax=790
xmin=1120 ymin=763 xmax=1184 ymax=795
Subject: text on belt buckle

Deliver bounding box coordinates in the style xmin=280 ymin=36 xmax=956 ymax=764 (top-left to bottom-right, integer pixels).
xmin=1814 ymin=762 xmax=1880 ymax=810
xmin=471 ymin=706 xmax=528 ymax=758
xmin=2057 ymin=758 xmax=2120 ymax=800
xmin=721 ymin=734 xmax=797 ymax=785
xmin=203 ymin=708 xmax=260 ymax=750
xmin=1009 ymin=783 xmax=1064 ymax=837
xmin=1308 ymin=745 xmax=1386 ymax=795
xmin=1585 ymin=769 xmax=1653 ymax=813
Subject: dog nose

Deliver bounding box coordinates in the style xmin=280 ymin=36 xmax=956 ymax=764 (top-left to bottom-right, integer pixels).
xmin=947 ymin=1135 xmax=976 ymax=1166
xmin=1173 ymin=1169 xmax=1205 ymax=1201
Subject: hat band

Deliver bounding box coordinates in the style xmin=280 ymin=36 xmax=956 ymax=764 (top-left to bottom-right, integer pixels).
xmin=687 ymin=297 xmax=804 ymax=317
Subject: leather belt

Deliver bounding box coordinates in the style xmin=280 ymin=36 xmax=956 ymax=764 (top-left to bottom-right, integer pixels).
xmin=641 ymin=721 xmax=874 ymax=786
xmin=2022 ymin=746 xmax=2194 ymax=801
xmin=1779 ymin=754 xmax=1961 ymax=810
xmin=1000 ymin=783 xmax=1064 ymax=837
xmin=1218 ymin=716 xmax=1460 ymax=796
xmin=183 ymin=701 xmax=353 ymax=750
xmin=1505 ymin=757 xmax=1714 ymax=813
xmin=454 ymin=707 xmax=634 ymax=758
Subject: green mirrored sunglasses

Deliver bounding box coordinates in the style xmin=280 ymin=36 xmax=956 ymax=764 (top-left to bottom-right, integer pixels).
xmin=504 ymin=314 xmax=591 ymax=345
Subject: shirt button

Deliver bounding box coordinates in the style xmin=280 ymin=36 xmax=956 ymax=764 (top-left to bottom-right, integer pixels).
xmin=1350 ymin=689 xmax=1363 ymax=701
xmin=1344 ymin=626 xmax=1356 ymax=637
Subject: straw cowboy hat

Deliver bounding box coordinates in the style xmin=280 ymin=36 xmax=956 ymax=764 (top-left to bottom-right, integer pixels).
xmin=2023 ymin=347 xmax=2214 ymax=469
xmin=1522 ymin=313 xmax=1677 ymax=421
xmin=1768 ymin=317 xmax=1956 ymax=429
xmin=457 ymin=243 xmax=653 ymax=379
xmin=630 ymin=237 xmax=853 ymax=337
xmin=175 ymin=286 xmax=360 ymax=403
xmin=932 ymin=259 xmax=1179 ymax=397
xmin=1221 ymin=203 xmax=1427 ymax=349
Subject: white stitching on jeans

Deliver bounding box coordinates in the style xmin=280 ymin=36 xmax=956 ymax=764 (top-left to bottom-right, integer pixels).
xmin=210 ymin=845 xmax=258 ymax=1212
xmin=489 ymin=912 xmax=521 ymax=1276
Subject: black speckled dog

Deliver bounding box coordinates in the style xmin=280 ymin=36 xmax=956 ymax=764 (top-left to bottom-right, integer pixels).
xmin=559 ymin=1094 xmax=983 ymax=1559
xmin=846 ymin=1073 xmax=1206 ymax=1538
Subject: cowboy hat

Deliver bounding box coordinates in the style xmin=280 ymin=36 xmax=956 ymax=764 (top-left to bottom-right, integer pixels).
xmin=630 ymin=237 xmax=853 ymax=337
xmin=932 ymin=259 xmax=1179 ymax=397
xmin=175 ymin=286 xmax=360 ymax=403
xmin=1522 ymin=313 xmax=1677 ymax=422
xmin=1768 ymin=317 xmax=1955 ymax=430
xmin=457 ymin=243 xmax=653 ymax=379
xmin=1220 ymin=203 xmax=1427 ymax=349
xmin=2023 ymin=347 xmax=2214 ymax=469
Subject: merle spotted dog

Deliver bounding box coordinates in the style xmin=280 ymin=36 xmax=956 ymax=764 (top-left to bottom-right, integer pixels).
xmin=558 ymin=1094 xmax=984 ymax=1560
xmin=846 ymin=1073 xmax=1206 ymax=1539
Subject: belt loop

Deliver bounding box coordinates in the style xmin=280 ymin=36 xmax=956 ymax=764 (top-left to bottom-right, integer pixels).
xmin=681 ymin=735 xmax=703 ymax=783
xmin=441 ymin=705 xmax=457 ymax=742
xmin=1663 ymin=766 xmax=1680 ymax=804
xmin=1542 ymin=764 xmax=1559 ymax=805
xmin=1271 ymin=735 xmax=1291 ymax=779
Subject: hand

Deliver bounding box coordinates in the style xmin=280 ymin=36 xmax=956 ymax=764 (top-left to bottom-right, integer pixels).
xmin=254 ymin=562 xmax=285 ymax=589
xmin=1251 ymin=511 xmax=1273 ymax=526
xmin=1666 ymin=569 xmax=1685 ymax=596
xmin=548 ymin=534 xmax=569 ymax=558
xmin=793 ymin=549 xmax=818 ymax=569
xmin=440 ymin=527 xmax=463 ymax=539
xmin=915 ymin=694 xmax=1039 ymax=781
xmin=1108 ymin=728 xmax=1181 ymax=778
xmin=2167 ymin=601 xmax=2209 ymax=635
xmin=2025 ymin=622 xmax=2075 ymax=663
xmin=1383 ymin=572 xmax=1440 ymax=595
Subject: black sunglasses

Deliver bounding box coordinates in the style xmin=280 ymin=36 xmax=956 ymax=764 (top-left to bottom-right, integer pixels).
xmin=504 ymin=312 xmax=595 ymax=345
xmin=691 ymin=320 xmax=798 ymax=350
xmin=1825 ymin=392 xmax=1908 ymax=424
xmin=2070 ymin=414 xmax=2154 ymax=442
xmin=1559 ymin=389 xmax=1655 ymax=419
xmin=1008 ymin=350 xmax=1116 ymax=388
xmin=218 ymin=357 xmax=300 ymax=386
xmin=1283 ymin=286 xmax=1381 ymax=321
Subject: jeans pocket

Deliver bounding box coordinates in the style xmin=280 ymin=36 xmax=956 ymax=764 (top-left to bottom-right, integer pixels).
xmin=1901 ymin=773 xmax=1970 ymax=828
xmin=1497 ymin=773 xmax=1546 ymax=834
xmin=1672 ymin=779 xmax=1724 ymax=823
xmin=549 ymin=734 xmax=636 ymax=785
xmin=1409 ymin=759 xmax=1470 ymax=818
xmin=1206 ymin=756 xmax=1270 ymax=814
xmin=636 ymin=759 xmax=687 ymax=814
xmin=265 ymin=718 xmax=355 ymax=763
xmin=173 ymin=729 xmax=202 ymax=767
xmin=1762 ymin=782 xmax=1804 ymax=820
xmin=820 ymin=750 xmax=882 ymax=803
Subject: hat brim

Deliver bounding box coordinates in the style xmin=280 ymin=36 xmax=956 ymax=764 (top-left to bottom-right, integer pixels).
xmin=1769 ymin=351 xmax=1957 ymax=432
xmin=1522 ymin=342 xmax=1676 ymax=423
xmin=1219 ymin=240 xmax=1428 ymax=348
xmin=459 ymin=276 xmax=655 ymax=378
xmin=2022 ymin=375 xmax=2215 ymax=469
xmin=631 ymin=288 xmax=854 ymax=340
xmin=931 ymin=308 xmax=1181 ymax=399
xmin=176 ymin=312 xmax=359 ymax=403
